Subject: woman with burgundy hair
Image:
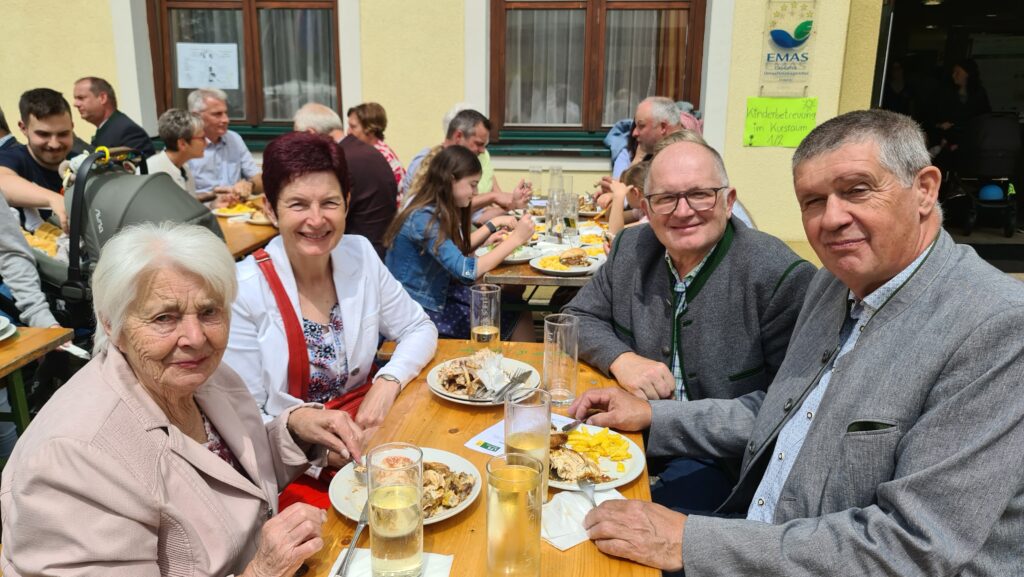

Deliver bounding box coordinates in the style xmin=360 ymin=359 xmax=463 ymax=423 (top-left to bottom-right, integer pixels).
xmin=223 ymin=131 xmax=437 ymax=507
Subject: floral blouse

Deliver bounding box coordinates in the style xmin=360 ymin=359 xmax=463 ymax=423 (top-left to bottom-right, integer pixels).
xmin=201 ymin=411 xmax=246 ymax=476
xmin=302 ymin=302 xmax=351 ymax=403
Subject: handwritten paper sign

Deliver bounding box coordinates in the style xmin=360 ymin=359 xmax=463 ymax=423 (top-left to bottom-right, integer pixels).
xmin=176 ymin=43 xmax=239 ymax=90
xmin=743 ymin=97 xmax=818 ymax=148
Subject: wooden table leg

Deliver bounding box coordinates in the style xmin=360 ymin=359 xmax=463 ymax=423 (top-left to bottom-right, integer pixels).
xmin=6 ymin=370 xmax=31 ymax=435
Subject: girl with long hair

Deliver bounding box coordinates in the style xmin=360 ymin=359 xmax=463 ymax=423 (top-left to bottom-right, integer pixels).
xmin=385 ymin=146 xmax=535 ymax=341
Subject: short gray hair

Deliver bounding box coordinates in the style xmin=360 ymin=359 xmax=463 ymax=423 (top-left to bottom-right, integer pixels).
xmin=645 ymin=140 xmax=730 ymax=194
xmin=157 ymin=108 xmax=204 ymax=152
xmin=187 ymin=88 xmax=228 ymax=114
xmin=642 ymin=96 xmax=681 ymax=127
xmin=91 ymin=222 xmax=237 ymax=356
xmin=446 ymin=109 xmax=490 ymax=140
xmin=793 ymin=109 xmax=931 ymax=187
xmin=293 ymin=102 xmax=343 ymax=135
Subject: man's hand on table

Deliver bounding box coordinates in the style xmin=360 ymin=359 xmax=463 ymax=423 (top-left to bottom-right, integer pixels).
xmin=610 ymin=352 xmax=675 ymax=399
xmin=569 ymin=387 xmax=652 ymax=432
xmin=584 ymin=500 xmax=686 ymax=572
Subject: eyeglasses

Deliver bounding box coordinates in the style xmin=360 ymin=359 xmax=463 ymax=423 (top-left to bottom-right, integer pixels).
xmin=644 ymin=186 xmax=728 ymax=215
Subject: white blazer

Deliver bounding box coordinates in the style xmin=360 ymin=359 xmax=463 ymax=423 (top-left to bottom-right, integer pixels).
xmin=224 ymin=234 xmax=438 ymax=421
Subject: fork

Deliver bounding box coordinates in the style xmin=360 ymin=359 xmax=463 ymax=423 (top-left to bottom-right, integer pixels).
xmin=491 ymin=368 xmax=531 ymax=401
xmin=578 ymin=479 xmax=597 ymax=508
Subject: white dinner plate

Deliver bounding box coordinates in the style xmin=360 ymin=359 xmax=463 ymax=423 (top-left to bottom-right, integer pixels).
xmin=329 ymin=447 xmax=482 ymax=526
xmin=475 ymin=244 xmax=542 ymax=265
xmin=528 ymin=255 xmax=602 ymax=277
xmin=549 ymin=424 xmax=645 ymax=492
xmin=426 ymin=357 xmax=540 ymax=407
xmin=0 ymin=322 xmax=15 ymax=342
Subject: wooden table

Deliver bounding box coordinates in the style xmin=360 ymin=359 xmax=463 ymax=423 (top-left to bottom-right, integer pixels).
xmin=218 ymin=216 xmax=277 ymax=259
xmin=0 ymin=327 xmax=73 ymax=441
xmin=484 ymin=261 xmax=595 ymax=288
xmin=305 ymin=339 xmax=658 ymax=577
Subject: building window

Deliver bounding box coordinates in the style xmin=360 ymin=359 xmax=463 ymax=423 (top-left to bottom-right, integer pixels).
xmin=490 ymin=0 xmax=706 ymax=133
xmin=148 ymin=0 xmax=340 ymax=125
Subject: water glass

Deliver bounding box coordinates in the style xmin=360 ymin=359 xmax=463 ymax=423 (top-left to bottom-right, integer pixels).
xmin=471 ymin=284 xmax=502 ymax=354
xmin=368 ymin=443 xmax=423 ymax=577
xmin=560 ymin=176 xmax=578 ymax=244
xmin=543 ymin=314 xmax=579 ymax=406
xmin=528 ymin=165 xmax=544 ymax=197
xmin=504 ymin=387 xmax=551 ymax=502
xmin=486 ymin=453 xmax=543 ymax=577
xmin=548 ymin=165 xmax=564 ymax=195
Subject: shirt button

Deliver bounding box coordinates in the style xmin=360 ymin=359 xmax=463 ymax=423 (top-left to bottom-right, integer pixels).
xmin=783 ymin=398 xmax=794 ymax=411
xmin=748 ymin=441 xmax=756 ymax=454
xmin=806 ymin=411 xmax=813 ymax=420
xmin=661 ymin=346 xmax=671 ymax=356
xmin=777 ymin=452 xmax=785 ymax=460
xmin=757 ymin=498 xmax=765 ymax=506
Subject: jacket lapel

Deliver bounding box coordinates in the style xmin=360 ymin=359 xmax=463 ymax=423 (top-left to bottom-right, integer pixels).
xmin=194 ymin=382 xmax=270 ymax=502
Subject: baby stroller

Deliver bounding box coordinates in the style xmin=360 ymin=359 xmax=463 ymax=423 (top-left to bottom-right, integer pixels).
xmin=37 ymin=148 xmax=224 ymax=332
xmin=946 ymin=112 xmax=1021 ymax=238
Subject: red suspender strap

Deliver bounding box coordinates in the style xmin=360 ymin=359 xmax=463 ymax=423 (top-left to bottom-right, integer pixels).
xmin=253 ymin=249 xmax=310 ymax=401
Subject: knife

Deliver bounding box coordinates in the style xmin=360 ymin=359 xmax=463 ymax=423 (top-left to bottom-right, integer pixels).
xmin=491 ymin=369 xmax=535 ymax=401
xmin=336 ymin=499 xmax=369 ymax=577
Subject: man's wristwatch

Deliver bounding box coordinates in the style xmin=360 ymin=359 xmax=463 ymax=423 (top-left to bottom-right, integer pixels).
xmin=484 ymin=220 xmax=498 ymax=234
xmin=376 ymin=373 xmax=402 ymax=387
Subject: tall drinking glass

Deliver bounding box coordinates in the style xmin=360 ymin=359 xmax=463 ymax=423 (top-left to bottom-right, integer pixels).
xmin=561 ymin=175 xmax=578 ymax=245
xmin=548 ymin=165 xmax=563 ymax=194
xmin=471 ymin=284 xmax=502 ymax=354
xmin=504 ymin=387 xmax=551 ymax=502
xmin=543 ymin=314 xmax=579 ymax=406
xmin=528 ymin=165 xmax=544 ymax=197
xmin=368 ymin=443 xmax=424 ymax=577
xmin=486 ymin=453 xmax=543 ymax=577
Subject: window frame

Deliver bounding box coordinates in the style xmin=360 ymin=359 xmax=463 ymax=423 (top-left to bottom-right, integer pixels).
xmin=147 ymin=0 xmax=342 ymax=127
xmin=489 ymin=0 xmax=706 ymax=138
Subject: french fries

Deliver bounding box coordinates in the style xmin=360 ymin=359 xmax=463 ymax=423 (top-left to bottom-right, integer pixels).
xmin=567 ymin=427 xmax=631 ymax=473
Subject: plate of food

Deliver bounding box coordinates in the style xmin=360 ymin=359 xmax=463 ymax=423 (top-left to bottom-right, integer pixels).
xmin=529 ymin=249 xmax=601 ymax=277
xmin=248 ymin=211 xmax=276 ymax=226
xmin=329 ymin=447 xmax=481 ymax=525
xmin=548 ymin=424 xmax=644 ymax=492
xmin=426 ymin=350 xmax=540 ymax=406
xmin=579 ymin=233 xmax=605 ymax=246
xmin=475 ymin=244 xmax=541 ymax=264
xmin=212 ymin=200 xmax=259 ymax=217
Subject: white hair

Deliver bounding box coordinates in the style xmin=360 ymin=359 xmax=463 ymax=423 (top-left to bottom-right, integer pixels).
xmin=187 ymin=88 xmax=228 ymax=114
xmin=642 ymin=96 xmax=681 ymax=127
xmin=293 ymin=102 xmax=343 ymax=135
xmin=91 ymin=222 xmax=237 ymax=356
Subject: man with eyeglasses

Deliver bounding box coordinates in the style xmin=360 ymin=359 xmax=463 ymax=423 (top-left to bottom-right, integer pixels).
xmin=563 ymin=140 xmax=814 ymax=513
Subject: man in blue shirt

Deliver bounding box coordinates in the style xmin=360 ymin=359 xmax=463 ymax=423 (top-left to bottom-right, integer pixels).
xmin=0 ymin=89 xmax=72 ymax=231
xmin=569 ymin=110 xmax=1024 ymax=576
xmin=186 ymin=88 xmax=262 ymax=199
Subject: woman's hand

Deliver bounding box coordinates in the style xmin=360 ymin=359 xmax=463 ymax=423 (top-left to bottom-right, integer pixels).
xmin=243 ymin=503 xmax=325 ymax=577
xmin=490 ymin=215 xmax=517 ymax=229
xmin=288 ymin=407 xmax=365 ymax=463
xmin=511 ymin=179 xmax=532 ymax=209
xmin=355 ymin=377 xmax=402 ymax=432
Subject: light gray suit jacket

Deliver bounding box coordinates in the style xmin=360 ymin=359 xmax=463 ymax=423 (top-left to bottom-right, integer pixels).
xmin=649 ymin=231 xmax=1024 ymax=576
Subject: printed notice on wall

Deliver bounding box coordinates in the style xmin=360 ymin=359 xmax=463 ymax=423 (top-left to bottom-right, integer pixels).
xmin=743 ymin=97 xmax=817 ymax=148
xmin=760 ymin=0 xmax=817 ymax=97
xmin=176 ymin=43 xmax=239 ymax=90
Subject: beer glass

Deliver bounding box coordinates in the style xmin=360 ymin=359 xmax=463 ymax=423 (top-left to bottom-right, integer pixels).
xmin=543 ymin=314 xmax=579 ymax=406
xmin=470 ymin=284 xmax=502 ymax=355
xmin=368 ymin=443 xmax=423 ymax=577
xmin=504 ymin=387 xmax=551 ymax=502
xmin=486 ymin=453 xmax=543 ymax=577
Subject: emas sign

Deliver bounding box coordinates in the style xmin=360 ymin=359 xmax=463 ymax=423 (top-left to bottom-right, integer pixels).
xmin=760 ymin=1 xmax=817 ymax=96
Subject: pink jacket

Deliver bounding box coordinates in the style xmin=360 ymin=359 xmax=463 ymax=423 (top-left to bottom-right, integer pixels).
xmin=1 ymin=347 xmax=323 ymax=577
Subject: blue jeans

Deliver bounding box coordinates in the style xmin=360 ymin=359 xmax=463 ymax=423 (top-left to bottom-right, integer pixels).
xmin=650 ymin=457 xmax=734 ymax=515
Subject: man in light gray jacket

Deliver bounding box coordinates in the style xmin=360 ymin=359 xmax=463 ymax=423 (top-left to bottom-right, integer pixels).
xmin=572 ymin=109 xmax=1024 ymax=576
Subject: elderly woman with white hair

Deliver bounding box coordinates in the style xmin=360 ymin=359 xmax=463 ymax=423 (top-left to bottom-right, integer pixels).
xmin=0 ymin=222 xmax=359 ymax=577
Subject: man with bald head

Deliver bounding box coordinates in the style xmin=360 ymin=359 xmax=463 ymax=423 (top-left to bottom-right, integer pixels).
xmin=563 ymin=140 xmax=814 ymax=512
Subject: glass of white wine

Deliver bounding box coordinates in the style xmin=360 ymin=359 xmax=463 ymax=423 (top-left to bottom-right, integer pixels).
xmin=504 ymin=387 xmax=551 ymax=503
xmin=367 ymin=442 xmax=423 ymax=577
xmin=470 ymin=284 xmax=502 ymax=355
xmin=486 ymin=453 xmax=543 ymax=577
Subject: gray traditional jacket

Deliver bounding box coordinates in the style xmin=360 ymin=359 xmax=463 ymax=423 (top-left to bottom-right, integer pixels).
xmin=563 ymin=219 xmax=815 ymax=402
xmin=650 ymin=230 xmax=1024 ymax=576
